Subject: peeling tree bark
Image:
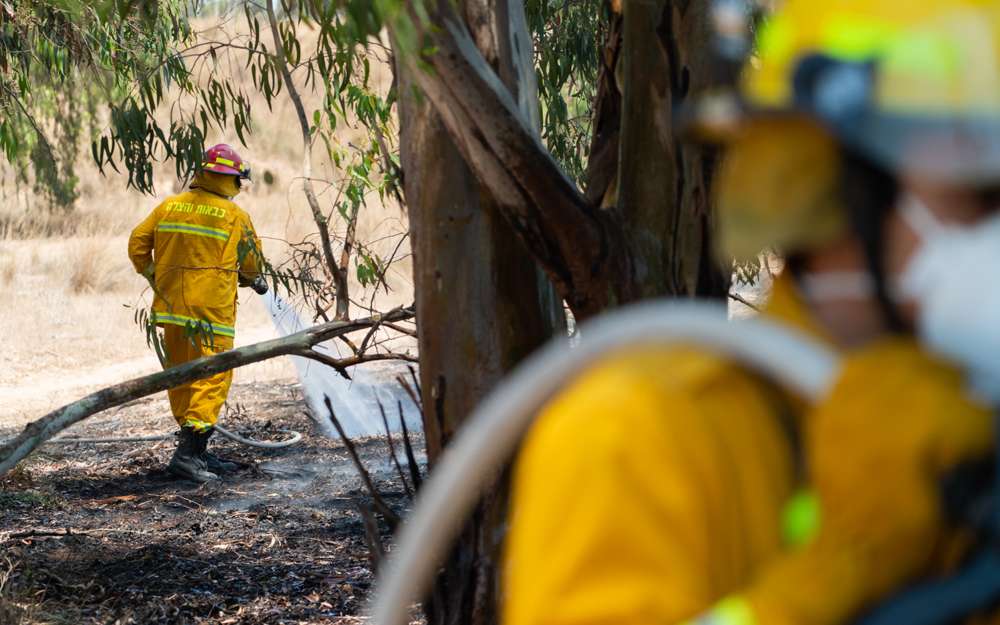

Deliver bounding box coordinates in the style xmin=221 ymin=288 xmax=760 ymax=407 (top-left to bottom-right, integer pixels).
xmin=396 ymin=0 xmax=564 ymax=622
xmin=391 ymin=0 xmax=732 ymax=314
xmin=584 ymin=9 xmax=624 ymax=210
xmin=618 ymin=0 xmax=730 ymax=298
xmin=387 ymin=1 xmax=734 ymax=621
xmin=392 ymin=0 xmax=634 ymax=319
xmin=0 ymin=308 xmax=414 ymax=476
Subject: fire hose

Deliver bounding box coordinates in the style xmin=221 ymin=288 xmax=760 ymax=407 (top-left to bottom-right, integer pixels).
xmin=367 ymin=300 xmax=1000 ymax=625
xmin=43 ymin=424 xmax=302 ymax=448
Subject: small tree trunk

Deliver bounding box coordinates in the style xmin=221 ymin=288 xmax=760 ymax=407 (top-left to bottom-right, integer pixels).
xmin=266 ymin=0 xmax=352 ymax=320
xmin=397 ymin=0 xmax=563 ymax=622
xmin=618 ymin=0 xmax=730 ymax=298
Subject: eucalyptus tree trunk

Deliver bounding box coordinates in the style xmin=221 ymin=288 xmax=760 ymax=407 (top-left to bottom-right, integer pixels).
xmin=617 ymin=0 xmax=731 ymax=297
xmin=390 ymin=0 xmax=729 ymax=323
xmin=396 ymin=0 xmax=563 ymax=622
xmin=393 ymin=0 xmax=731 ymax=621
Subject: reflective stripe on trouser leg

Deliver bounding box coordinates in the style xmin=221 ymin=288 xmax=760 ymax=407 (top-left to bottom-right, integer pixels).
xmin=183 ymin=366 xmax=233 ymax=431
xmin=161 ymin=325 xmax=234 ymax=430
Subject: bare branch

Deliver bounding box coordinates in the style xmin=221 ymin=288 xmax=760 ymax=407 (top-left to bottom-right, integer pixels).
xmin=266 ymin=0 xmax=351 ymax=320
xmin=354 ymin=497 xmax=387 ymax=572
xmin=728 ymin=291 xmax=760 ymax=312
xmin=397 ymin=399 xmax=423 ymax=491
xmin=0 ymin=307 xmax=414 ymax=476
xmin=295 ymin=348 xmax=418 ymax=380
xmin=383 ymin=322 xmax=417 ymax=338
xmin=379 ymin=400 xmax=413 ymax=500
xmin=323 ymin=397 xmax=402 ymax=527
xmin=395 ymin=373 xmax=422 ymax=414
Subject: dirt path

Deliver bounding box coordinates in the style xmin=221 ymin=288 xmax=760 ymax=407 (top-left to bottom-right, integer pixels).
xmin=0 ymin=382 xmax=422 ymax=624
xmin=0 ymin=319 xmax=295 ymax=429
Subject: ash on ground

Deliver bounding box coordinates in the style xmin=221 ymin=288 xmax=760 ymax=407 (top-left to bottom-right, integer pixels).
xmin=0 ymin=381 xmax=424 ymax=625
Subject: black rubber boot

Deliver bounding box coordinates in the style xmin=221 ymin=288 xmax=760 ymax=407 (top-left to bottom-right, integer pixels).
xmin=199 ymin=428 xmax=240 ymax=474
xmin=167 ymin=427 xmax=219 ymax=482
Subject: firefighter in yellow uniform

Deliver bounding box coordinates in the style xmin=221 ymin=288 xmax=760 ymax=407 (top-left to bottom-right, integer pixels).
xmin=505 ymin=1 xmax=1000 ymax=624
xmin=128 ymin=144 xmax=267 ymax=482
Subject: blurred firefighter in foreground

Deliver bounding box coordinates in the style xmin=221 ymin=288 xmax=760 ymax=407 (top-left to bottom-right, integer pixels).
xmin=128 ymin=144 xmax=268 ymax=483
xmin=505 ymin=1 xmax=1000 ymax=624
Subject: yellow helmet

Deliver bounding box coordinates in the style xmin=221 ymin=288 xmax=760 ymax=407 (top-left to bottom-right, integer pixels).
xmin=748 ymin=0 xmax=1000 ymax=179
xmin=714 ymin=0 xmax=1000 ymax=260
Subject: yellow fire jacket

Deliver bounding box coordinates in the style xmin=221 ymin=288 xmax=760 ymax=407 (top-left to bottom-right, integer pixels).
xmin=128 ymin=173 xmax=262 ymax=341
xmin=503 ymin=277 xmax=993 ymax=625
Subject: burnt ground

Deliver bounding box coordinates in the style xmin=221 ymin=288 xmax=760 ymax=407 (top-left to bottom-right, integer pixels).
xmin=0 ymin=381 xmax=424 ymax=624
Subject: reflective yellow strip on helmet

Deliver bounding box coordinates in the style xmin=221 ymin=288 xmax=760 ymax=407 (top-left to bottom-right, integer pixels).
xmin=755 ymin=12 xmax=964 ymax=100
xmin=156 ymin=221 xmax=230 ymax=242
xmin=822 ymin=15 xmax=961 ymax=80
xmin=152 ymin=312 xmax=236 ymax=338
xmin=215 ymin=157 xmax=236 ymax=167
xmin=881 ymin=29 xmax=961 ymax=84
xmin=821 ymin=15 xmax=898 ymax=61
xmin=680 ymin=597 xmax=757 ymax=625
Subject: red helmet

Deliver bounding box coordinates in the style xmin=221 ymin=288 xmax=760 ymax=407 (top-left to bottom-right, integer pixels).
xmin=201 ymin=143 xmax=251 ymax=179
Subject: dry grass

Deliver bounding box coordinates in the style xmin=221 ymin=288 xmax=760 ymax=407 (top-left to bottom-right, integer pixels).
xmin=65 ymin=239 xmax=134 ymax=295
xmin=0 ymin=17 xmax=412 ymax=427
xmin=0 ymin=18 xmax=411 ymax=306
xmin=0 ymin=253 xmax=14 ymax=287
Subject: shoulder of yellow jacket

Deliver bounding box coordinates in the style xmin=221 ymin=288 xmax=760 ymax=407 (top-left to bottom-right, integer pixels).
xmin=533 ymin=346 xmax=755 ymax=448
xmin=591 ymin=346 xmax=753 ymax=397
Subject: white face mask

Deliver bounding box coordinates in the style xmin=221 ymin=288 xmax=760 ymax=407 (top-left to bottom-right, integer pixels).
xmin=898 ymin=193 xmax=1000 ymax=403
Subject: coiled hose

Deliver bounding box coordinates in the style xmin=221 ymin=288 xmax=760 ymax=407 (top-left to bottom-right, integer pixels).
xmin=44 ymin=424 xmax=302 ymax=448
xmin=369 ymin=300 xmax=839 ymax=625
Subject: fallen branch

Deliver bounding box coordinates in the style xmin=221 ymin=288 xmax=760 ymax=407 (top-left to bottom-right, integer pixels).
xmin=2 ymin=529 xmax=75 ymax=541
xmin=0 ymin=307 xmax=415 ymax=476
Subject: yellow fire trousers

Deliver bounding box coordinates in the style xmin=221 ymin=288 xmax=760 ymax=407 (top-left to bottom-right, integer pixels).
xmin=162 ymin=324 xmax=234 ymax=431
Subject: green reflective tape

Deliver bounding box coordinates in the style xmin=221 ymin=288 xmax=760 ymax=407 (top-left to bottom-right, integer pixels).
xmin=152 ymin=312 xmax=235 ymax=338
xmin=783 ymin=489 xmax=820 ymax=548
xmin=682 ymin=596 xmax=757 ymax=625
xmin=180 ymin=417 xmax=216 ymax=432
xmin=820 ymin=16 xmax=960 ymax=80
xmin=883 ymin=30 xmax=960 ymax=82
xmin=756 ymin=13 xmax=795 ymax=62
xmin=156 ymin=221 xmax=230 ymax=242
xmin=822 ymin=15 xmax=898 ymax=61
